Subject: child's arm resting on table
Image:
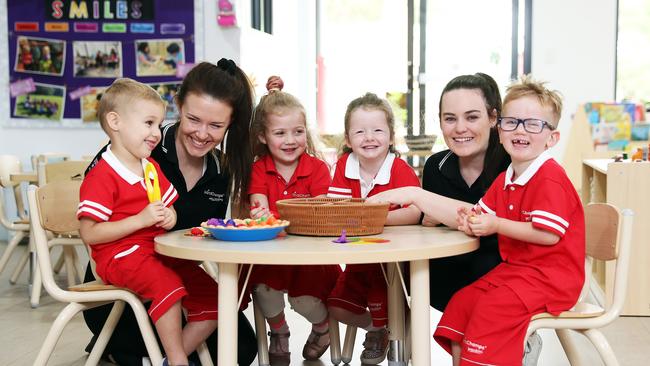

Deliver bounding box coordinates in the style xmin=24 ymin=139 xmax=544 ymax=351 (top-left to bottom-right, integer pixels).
xmin=80 ymin=201 xmax=172 ymax=245
xmin=468 ymin=212 xmax=560 ymax=245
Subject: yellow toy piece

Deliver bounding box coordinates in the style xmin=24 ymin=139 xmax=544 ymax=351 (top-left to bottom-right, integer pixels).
xmin=144 ymin=162 xmax=161 ymax=202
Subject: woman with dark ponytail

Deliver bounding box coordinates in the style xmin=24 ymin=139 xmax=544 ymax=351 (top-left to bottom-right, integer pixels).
xmin=82 ymin=59 xmax=258 ymax=365
xmin=370 ymin=73 xmax=509 ymax=310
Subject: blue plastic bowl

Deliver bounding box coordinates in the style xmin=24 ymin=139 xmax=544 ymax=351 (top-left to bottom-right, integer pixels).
xmin=203 ymin=225 xmax=287 ymax=242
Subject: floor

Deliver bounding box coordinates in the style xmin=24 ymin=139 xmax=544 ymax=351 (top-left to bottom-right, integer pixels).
xmin=1 ymin=240 xmax=649 ymax=365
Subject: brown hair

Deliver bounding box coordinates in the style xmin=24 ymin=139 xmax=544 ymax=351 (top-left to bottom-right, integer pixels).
xmin=97 ymin=78 xmax=164 ymax=133
xmin=439 ymin=73 xmax=508 ymax=187
xmin=250 ymin=79 xmax=319 ymax=159
xmin=341 ymin=92 xmax=398 ymax=156
xmin=174 ymin=60 xmax=254 ymax=211
xmin=504 ymin=74 xmax=563 ymax=125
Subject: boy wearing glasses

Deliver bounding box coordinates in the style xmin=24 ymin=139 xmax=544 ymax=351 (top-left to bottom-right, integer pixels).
xmin=433 ymin=75 xmax=585 ymax=365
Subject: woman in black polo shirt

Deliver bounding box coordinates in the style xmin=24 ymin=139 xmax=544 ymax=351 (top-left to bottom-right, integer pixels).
xmin=368 ymin=73 xmax=509 ymax=310
xmin=82 ymin=60 xmax=258 ymax=365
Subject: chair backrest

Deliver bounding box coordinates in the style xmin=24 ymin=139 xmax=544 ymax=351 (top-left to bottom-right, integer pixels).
xmin=585 ymin=203 xmax=620 ymax=261
xmin=0 ymin=154 xmax=22 ymax=188
xmin=31 ymin=153 xmax=70 ymax=171
xmin=37 ymin=160 xmax=88 ymax=186
xmin=582 ymin=203 xmax=633 ymax=319
xmin=27 ymin=181 xmax=81 ymax=300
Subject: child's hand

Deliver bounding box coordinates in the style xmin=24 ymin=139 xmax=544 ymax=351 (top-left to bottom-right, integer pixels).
xmin=468 ymin=212 xmax=499 ymax=237
xmin=157 ymin=206 xmax=175 ymax=230
xmin=138 ymin=202 xmax=166 ymax=227
xmin=250 ymin=201 xmax=271 ymax=219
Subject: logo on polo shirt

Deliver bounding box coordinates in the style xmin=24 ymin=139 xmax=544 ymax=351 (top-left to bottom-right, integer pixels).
xmin=521 ymin=210 xmax=532 ymax=221
xmin=292 ymin=193 xmax=311 ymax=198
xmin=204 ymin=189 xmax=225 ymax=202
xmin=464 ymin=339 xmax=487 ymax=355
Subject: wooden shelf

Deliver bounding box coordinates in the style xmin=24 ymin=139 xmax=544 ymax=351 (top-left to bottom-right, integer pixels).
xmin=582 ymin=159 xmax=650 ymax=315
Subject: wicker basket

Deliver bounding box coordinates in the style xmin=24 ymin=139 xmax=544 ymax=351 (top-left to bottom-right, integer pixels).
xmin=276 ymin=198 xmax=389 ymax=236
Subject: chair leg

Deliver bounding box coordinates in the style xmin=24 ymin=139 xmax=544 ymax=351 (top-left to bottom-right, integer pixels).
xmin=85 ymin=301 xmax=126 ymax=366
xmin=0 ymin=231 xmax=24 ymax=275
xmin=33 ymin=302 xmax=86 ymax=366
xmin=53 ymin=250 xmax=65 ymax=274
xmin=126 ymin=296 xmax=163 ymax=366
xmin=253 ymin=300 xmax=270 ymax=366
xmin=72 ymin=248 xmax=84 ymax=284
xmin=31 ymin=258 xmax=42 ymax=308
xmin=557 ymin=329 xmax=585 ymax=365
xmin=341 ymin=325 xmax=357 ymax=364
xmin=202 ymin=261 xmax=218 ymax=280
xmin=63 ymin=246 xmax=77 ymax=287
xmin=196 ymin=341 xmax=214 ymax=366
xmin=583 ymin=328 xmax=619 ymax=366
xmin=329 ymin=316 xmax=341 ymax=365
xmin=9 ymin=247 xmax=29 ymax=284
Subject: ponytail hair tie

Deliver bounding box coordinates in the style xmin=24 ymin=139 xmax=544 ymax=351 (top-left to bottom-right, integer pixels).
xmin=217 ymin=58 xmax=237 ymax=76
xmin=266 ymin=76 xmax=284 ymax=93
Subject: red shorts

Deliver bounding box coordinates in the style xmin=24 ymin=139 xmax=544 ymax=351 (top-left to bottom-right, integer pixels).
xmin=433 ymin=278 xmax=545 ymax=366
xmin=97 ymin=244 xmax=218 ymax=323
xmin=241 ymin=264 xmax=341 ymax=308
xmin=327 ymin=264 xmax=388 ymax=327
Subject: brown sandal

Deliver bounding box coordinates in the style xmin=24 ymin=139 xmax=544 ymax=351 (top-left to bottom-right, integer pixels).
xmin=268 ymin=331 xmax=291 ymax=366
xmin=302 ymin=328 xmax=330 ymax=360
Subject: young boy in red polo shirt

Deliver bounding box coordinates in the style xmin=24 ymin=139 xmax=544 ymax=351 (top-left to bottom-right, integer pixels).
xmin=77 ymin=78 xmax=218 ymax=366
xmin=433 ymin=75 xmax=585 ymax=365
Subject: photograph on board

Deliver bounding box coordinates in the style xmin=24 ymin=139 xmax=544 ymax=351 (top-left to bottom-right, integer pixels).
xmin=73 ymin=41 xmax=122 ymax=78
xmin=80 ymin=86 xmax=108 ymax=123
xmin=14 ymin=83 xmax=66 ymax=121
xmin=135 ymin=39 xmax=184 ymax=76
xmin=14 ymin=36 xmax=66 ymax=76
xmin=148 ymin=81 xmax=180 ymax=120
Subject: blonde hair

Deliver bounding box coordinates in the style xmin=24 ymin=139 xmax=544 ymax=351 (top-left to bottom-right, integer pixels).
xmin=250 ymin=90 xmax=319 ymax=159
xmin=503 ymin=74 xmax=563 ymax=125
xmin=341 ymin=92 xmax=398 ymax=156
xmin=97 ymin=78 xmax=164 ymax=133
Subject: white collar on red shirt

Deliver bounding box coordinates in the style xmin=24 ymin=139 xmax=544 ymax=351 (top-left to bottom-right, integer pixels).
xmin=102 ymin=145 xmax=148 ymax=185
xmin=503 ymin=150 xmax=553 ymax=189
xmin=345 ymin=152 xmax=395 ymax=185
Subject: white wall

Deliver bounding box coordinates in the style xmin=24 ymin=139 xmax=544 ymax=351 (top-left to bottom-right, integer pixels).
xmin=531 ymin=0 xmax=618 ymax=160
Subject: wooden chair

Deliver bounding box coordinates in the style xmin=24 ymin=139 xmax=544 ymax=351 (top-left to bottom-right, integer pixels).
xmin=30 ymin=159 xmax=90 ymax=307
xmin=27 ymin=181 xmax=163 ymax=366
xmin=0 ymin=155 xmax=31 ymax=281
xmin=525 ymin=203 xmax=633 ymax=366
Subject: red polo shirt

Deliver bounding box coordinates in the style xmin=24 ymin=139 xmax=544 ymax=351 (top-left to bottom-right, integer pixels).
xmin=477 ymin=152 xmax=585 ymax=314
xmin=248 ymin=153 xmax=331 ymax=217
xmin=327 ymin=152 xmax=420 ymax=199
xmin=77 ymin=146 xmax=178 ymax=267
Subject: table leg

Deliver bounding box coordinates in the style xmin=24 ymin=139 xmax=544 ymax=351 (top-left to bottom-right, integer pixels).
xmin=217 ymin=262 xmax=238 ymax=365
xmin=410 ymin=259 xmax=431 ymax=365
xmin=387 ymin=263 xmax=406 ymax=365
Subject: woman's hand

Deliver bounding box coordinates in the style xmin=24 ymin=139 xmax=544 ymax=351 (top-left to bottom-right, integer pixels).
xmin=456 ymin=206 xmax=474 ymax=235
xmin=366 ymin=187 xmax=418 ymax=206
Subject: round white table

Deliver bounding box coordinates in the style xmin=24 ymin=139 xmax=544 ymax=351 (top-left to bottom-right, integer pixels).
xmin=155 ymin=225 xmax=478 ymax=365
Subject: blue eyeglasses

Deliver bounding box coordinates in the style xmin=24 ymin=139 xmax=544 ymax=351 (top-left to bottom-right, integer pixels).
xmin=497 ymin=117 xmax=555 ymax=134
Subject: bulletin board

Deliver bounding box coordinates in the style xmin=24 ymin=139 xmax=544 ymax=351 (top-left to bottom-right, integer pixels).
xmin=5 ymin=0 xmax=195 ymax=127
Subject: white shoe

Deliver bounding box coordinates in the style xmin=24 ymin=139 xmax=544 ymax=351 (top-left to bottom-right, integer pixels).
xmin=523 ymin=331 xmax=543 ymax=366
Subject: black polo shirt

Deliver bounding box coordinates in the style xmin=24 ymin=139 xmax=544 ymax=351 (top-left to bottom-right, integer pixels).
xmin=422 ymin=149 xmax=510 ymax=311
xmin=85 ymin=123 xmax=230 ymax=231
xmin=152 ymin=123 xmax=230 ymax=230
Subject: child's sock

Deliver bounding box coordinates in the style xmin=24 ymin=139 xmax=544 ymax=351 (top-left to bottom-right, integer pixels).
xmin=312 ymin=318 xmax=329 ymax=333
xmin=269 ymin=314 xmax=289 ymax=334
xmin=364 ymin=324 xmax=384 ymax=332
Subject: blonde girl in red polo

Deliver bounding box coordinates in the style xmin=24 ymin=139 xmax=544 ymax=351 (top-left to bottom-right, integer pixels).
xmin=326 ymin=92 xmax=421 ymax=365
xmin=246 ymin=76 xmax=341 ymax=364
